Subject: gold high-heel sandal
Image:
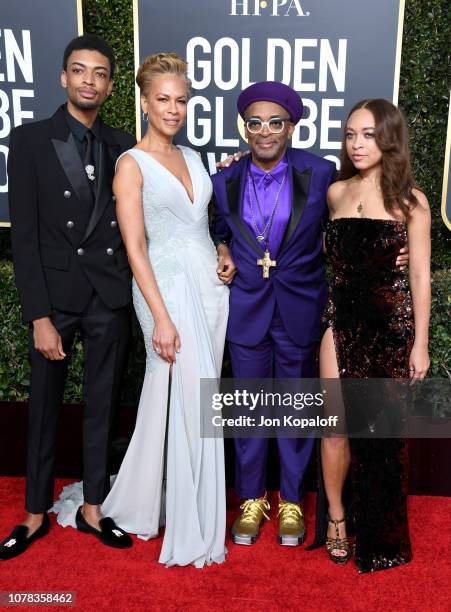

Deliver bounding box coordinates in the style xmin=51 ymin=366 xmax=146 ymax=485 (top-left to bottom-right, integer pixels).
xmin=326 ymin=516 xmax=352 ymax=565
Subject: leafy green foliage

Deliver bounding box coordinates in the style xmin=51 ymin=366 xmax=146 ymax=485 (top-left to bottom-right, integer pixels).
xmin=83 ymin=0 xmax=135 ymax=135
xmin=0 ymin=261 xmax=85 ymax=401
xmin=429 ymin=270 xmax=451 ymax=377
xmin=398 ymin=0 xmax=450 ymax=269
xmin=0 ymin=0 xmax=448 ymax=403
xmin=0 ymin=261 xmax=29 ymax=400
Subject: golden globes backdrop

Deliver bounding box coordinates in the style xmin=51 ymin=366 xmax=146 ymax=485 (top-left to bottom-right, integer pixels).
xmin=0 ymin=0 xmax=82 ymax=225
xmin=134 ymin=0 xmax=405 ymax=175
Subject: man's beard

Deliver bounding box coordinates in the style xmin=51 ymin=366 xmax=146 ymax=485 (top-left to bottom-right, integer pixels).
xmin=251 ymin=143 xmax=287 ymax=170
xmin=253 ymin=146 xmax=281 ymax=163
xmin=253 ymin=140 xmax=283 ymax=158
xmin=68 ymin=92 xmax=101 ymax=111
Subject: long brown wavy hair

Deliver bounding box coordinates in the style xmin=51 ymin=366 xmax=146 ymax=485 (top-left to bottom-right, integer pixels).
xmin=339 ymin=98 xmax=420 ymax=217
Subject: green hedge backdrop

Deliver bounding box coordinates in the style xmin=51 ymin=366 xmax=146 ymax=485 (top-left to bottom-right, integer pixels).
xmin=0 ymin=0 xmax=449 ymax=401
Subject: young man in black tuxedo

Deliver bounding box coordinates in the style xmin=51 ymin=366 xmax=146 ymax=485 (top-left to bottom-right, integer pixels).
xmin=0 ymin=35 xmax=136 ymax=560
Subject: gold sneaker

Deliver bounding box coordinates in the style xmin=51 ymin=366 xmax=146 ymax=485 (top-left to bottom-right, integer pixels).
xmin=231 ymin=497 xmax=270 ymax=545
xmin=277 ymin=500 xmax=305 ymax=546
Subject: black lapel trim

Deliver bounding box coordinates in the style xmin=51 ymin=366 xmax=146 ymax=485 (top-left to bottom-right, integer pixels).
xmin=81 ymin=142 xmax=115 ymax=243
xmin=226 ymin=162 xmax=264 ymax=256
xmin=278 ymin=165 xmax=312 ymax=253
xmin=52 ymin=133 xmax=93 ymax=203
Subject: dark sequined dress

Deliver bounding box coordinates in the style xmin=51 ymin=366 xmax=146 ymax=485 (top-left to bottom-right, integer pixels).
xmin=325 ymin=217 xmax=413 ymax=573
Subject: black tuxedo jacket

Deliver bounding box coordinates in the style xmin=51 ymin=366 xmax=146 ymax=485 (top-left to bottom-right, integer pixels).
xmin=8 ymin=106 xmax=136 ymax=322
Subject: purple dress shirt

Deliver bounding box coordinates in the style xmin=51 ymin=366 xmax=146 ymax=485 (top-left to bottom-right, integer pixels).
xmin=242 ymin=156 xmax=291 ymax=258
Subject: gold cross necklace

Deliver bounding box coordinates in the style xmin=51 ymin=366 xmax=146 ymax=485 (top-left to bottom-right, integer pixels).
xmin=257 ymin=250 xmax=276 ymax=279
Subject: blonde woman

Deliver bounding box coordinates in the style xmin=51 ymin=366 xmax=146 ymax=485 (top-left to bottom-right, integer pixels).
xmin=55 ymin=53 xmax=229 ymax=568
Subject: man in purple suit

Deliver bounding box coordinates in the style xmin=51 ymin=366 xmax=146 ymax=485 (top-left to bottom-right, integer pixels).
xmin=211 ymin=82 xmax=336 ymax=547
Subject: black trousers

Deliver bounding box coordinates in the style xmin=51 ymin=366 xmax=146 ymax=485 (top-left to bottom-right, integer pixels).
xmin=25 ymin=293 xmax=130 ymax=513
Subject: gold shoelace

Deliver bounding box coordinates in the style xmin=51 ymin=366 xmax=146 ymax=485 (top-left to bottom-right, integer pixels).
xmin=239 ymin=498 xmax=271 ymax=524
xmin=277 ymin=501 xmax=303 ymax=525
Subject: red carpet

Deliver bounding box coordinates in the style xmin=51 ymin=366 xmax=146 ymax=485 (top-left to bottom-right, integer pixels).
xmin=0 ymin=479 xmax=450 ymax=611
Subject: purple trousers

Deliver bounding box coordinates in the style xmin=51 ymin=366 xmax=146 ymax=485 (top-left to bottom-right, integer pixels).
xmin=229 ymin=306 xmax=317 ymax=503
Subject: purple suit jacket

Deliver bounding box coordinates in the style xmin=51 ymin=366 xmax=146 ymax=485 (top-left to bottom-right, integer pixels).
xmin=211 ymin=147 xmax=336 ymax=347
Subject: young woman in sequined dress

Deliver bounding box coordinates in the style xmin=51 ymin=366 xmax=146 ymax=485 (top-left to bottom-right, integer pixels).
xmin=317 ymin=98 xmax=431 ymax=572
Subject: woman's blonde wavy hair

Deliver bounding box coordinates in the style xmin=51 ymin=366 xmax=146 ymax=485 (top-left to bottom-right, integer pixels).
xmin=136 ymin=52 xmax=191 ymax=97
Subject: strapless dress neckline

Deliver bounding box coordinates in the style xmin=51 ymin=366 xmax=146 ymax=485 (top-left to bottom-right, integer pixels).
xmin=329 ymin=217 xmax=406 ymax=225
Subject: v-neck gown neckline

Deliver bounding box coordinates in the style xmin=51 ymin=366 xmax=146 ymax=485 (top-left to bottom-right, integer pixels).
xmin=135 ymin=146 xmax=196 ymax=205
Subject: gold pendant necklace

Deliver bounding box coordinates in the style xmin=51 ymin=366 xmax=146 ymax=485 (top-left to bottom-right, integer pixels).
xmin=257 ymin=250 xmax=276 ymax=279
xmin=357 ymin=201 xmax=363 ymax=213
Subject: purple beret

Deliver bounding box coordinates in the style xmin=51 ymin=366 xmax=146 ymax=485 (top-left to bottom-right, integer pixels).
xmin=237 ymin=81 xmax=303 ymax=124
